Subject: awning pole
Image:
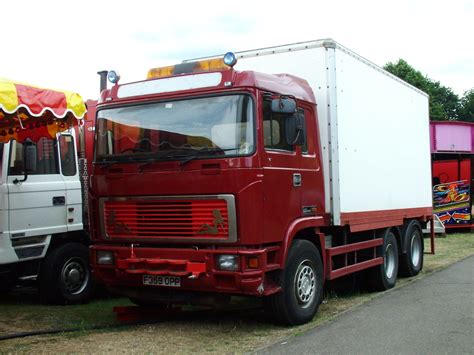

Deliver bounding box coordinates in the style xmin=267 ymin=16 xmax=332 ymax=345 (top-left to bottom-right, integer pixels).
xmin=16 ymin=112 xmax=25 ymax=129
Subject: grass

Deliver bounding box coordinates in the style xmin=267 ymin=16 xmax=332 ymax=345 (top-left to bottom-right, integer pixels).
xmin=422 ymin=232 xmax=474 ymax=272
xmin=0 ymin=232 xmax=472 ymax=353
xmin=0 ymin=291 xmax=131 ymax=335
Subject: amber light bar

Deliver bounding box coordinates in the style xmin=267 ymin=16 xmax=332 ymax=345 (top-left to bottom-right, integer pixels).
xmin=147 ymin=52 xmax=237 ymax=80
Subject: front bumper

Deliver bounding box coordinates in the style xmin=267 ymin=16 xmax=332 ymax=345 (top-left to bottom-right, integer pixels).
xmin=90 ymin=245 xmax=281 ymax=297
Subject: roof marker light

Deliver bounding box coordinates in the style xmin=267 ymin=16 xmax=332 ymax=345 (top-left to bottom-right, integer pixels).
xmin=223 ymin=52 xmax=237 ymax=67
xmin=107 ymin=70 xmax=121 ymax=84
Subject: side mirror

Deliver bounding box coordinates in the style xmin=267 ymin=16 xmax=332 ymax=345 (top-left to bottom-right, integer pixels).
xmin=285 ymin=113 xmax=306 ymax=146
xmin=271 ymin=98 xmax=297 ymax=114
xmin=13 ymin=141 xmax=37 ymax=184
xmin=25 ymin=144 xmax=38 ymax=173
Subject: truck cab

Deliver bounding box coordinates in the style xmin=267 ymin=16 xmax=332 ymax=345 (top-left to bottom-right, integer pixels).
xmin=1 ymin=131 xmax=82 ymax=263
xmin=90 ymin=57 xmax=326 ymax=317
xmin=0 ymin=79 xmax=94 ymax=303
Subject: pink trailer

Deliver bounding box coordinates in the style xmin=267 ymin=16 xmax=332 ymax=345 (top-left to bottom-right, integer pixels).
xmin=430 ymin=121 xmax=473 ymax=230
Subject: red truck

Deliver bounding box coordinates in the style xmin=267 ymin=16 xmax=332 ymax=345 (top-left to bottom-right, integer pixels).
xmin=90 ymin=39 xmax=433 ymax=325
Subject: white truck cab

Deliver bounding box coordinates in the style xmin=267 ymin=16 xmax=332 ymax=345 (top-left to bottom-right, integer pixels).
xmin=0 ymin=79 xmax=92 ymax=304
xmin=1 ymin=131 xmax=82 ymax=261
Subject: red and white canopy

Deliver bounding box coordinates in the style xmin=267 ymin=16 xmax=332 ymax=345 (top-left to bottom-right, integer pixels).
xmin=0 ymin=78 xmax=86 ymax=143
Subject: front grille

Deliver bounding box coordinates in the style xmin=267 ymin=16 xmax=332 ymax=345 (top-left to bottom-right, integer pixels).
xmin=102 ymin=196 xmax=234 ymax=241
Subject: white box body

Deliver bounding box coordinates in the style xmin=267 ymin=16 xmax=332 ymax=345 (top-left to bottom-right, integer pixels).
xmin=221 ymin=39 xmax=432 ymax=225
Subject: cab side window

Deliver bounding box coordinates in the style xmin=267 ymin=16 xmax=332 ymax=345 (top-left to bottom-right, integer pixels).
xmin=299 ymin=108 xmax=308 ymax=154
xmin=59 ymin=135 xmax=77 ymax=176
xmin=263 ymin=99 xmax=294 ymax=152
xmin=9 ymin=137 xmax=59 ymax=175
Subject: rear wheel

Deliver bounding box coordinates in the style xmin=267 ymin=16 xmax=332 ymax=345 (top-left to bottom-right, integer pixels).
xmin=265 ymin=239 xmax=323 ymax=325
xmin=368 ymin=230 xmax=399 ymax=291
xmin=399 ymin=221 xmax=424 ymax=277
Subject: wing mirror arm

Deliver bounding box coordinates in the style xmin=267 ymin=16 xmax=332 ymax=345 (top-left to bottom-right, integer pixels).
xmin=13 ymin=141 xmax=37 ymax=185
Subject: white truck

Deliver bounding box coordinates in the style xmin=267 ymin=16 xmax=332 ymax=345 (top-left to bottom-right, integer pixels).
xmin=0 ymin=79 xmax=95 ymax=303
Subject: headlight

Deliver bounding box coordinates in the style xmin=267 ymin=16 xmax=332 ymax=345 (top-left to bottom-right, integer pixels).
xmin=97 ymin=250 xmax=114 ymax=265
xmin=217 ymin=254 xmax=239 ymax=271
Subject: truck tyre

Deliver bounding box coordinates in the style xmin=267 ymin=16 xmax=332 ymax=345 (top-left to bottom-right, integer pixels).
xmin=368 ymin=230 xmax=399 ymax=291
xmin=399 ymin=221 xmax=424 ymax=277
xmin=265 ymin=239 xmax=323 ymax=325
xmin=39 ymin=243 xmax=93 ymax=304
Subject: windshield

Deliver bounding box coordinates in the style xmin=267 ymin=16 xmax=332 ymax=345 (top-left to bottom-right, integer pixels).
xmin=96 ymin=95 xmax=254 ymax=162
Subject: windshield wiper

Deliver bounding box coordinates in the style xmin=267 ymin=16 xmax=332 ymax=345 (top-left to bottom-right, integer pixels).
xmin=99 ymin=147 xmax=241 ymax=170
xmin=95 ymin=156 xmax=136 ymax=168
xmin=138 ymin=153 xmax=195 ymax=170
xmin=98 ymin=151 xmax=176 ymax=169
xmin=177 ymin=147 xmax=240 ymax=166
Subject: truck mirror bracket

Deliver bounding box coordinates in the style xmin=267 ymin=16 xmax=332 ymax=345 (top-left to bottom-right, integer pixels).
xmin=13 ymin=141 xmax=37 ymax=185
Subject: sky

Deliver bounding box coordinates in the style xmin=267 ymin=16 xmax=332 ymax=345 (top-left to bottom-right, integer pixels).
xmin=1 ymin=0 xmax=472 ymax=100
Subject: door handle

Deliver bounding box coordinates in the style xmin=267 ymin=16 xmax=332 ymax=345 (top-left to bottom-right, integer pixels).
xmin=293 ymin=173 xmax=302 ymax=187
xmin=52 ymin=196 xmax=65 ymax=206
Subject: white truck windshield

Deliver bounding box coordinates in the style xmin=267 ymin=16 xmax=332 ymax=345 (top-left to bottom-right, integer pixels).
xmin=95 ymin=95 xmax=254 ymax=163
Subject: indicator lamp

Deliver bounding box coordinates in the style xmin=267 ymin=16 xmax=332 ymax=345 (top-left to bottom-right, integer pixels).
xmin=107 ymin=70 xmax=121 ymax=84
xmin=223 ymin=52 xmax=237 ymax=67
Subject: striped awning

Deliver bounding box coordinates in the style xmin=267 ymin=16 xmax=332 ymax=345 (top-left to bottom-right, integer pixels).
xmin=0 ymin=78 xmax=87 ymax=143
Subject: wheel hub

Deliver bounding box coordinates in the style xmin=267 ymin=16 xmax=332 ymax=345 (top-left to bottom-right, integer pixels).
xmin=410 ymin=233 xmax=421 ymax=267
xmin=61 ymin=258 xmax=89 ymax=295
xmin=294 ymin=261 xmax=316 ymax=308
xmin=384 ymin=244 xmax=395 ymax=279
xmin=67 ymin=268 xmax=81 ymax=284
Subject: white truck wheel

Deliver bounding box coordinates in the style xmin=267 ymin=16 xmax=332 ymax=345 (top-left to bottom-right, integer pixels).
xmin=39 ymin=243 xmax=93 ymax=304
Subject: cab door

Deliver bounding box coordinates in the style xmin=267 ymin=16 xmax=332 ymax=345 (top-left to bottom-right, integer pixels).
xmin=298 ymin=104 xmax=325 ymax=218
xmin=261 ymin=98 xmax=302 ymax=244
xmin=7 ymin=137 xmax=67 ymax=238
xmin=58 ymin=132 xmax=83 ymax=232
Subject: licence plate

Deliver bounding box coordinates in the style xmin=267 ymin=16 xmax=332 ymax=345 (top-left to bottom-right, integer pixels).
xmin=143 ymin=275 xmax=181 ymax=287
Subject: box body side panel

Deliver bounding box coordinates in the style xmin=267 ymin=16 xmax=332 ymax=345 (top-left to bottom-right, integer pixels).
xmin=334 ymin=48 xmax=432 ymax=216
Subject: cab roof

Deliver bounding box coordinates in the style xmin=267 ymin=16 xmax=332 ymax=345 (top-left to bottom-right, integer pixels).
xmin=100 ymin=69 xmax=316 ymax=105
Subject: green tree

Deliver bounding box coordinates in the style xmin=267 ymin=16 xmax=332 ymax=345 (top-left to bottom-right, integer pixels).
xmin=384 ymin=59 xmax=461 ymax=121
xmin=458 ymin=89 xmax=474 ymax=122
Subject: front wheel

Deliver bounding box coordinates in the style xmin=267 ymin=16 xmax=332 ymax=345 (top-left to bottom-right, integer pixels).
xmin=265 ymin=239 xmax=323 ymax=325
xmin=39 ymin=243 xmax=93 ymax=304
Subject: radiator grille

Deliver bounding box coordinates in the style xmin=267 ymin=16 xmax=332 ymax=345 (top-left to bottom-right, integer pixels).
xmin=103 ymin=198 xmax=230 ymax=240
